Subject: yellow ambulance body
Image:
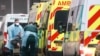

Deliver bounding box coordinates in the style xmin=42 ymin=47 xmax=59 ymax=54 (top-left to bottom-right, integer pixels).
xmin=39 ymin=0 xmax=71 ymax=56
xmin=35 ymin=2 xmax=50 ymax=54
xmin=65 ymin=0 xmax=100 ymax=56
xmin=29 ymin=2 xmax=51 ymax=55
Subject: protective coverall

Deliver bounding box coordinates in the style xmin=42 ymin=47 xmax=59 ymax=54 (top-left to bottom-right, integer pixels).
xmin=5 ymin=24 xmax=24 ymax=55
xmin=20 ymin=23 xmax=38 ymax=56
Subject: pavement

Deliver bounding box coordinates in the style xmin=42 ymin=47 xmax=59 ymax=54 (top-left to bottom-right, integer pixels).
xmin=0 ymin=35 xmax=3 ymax=56
xmin=0 ymin=35 xmax=3 ymax=47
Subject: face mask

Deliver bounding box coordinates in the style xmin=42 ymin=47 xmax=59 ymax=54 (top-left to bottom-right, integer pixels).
xmin=15 ymin=23 xmax=19 ymax=25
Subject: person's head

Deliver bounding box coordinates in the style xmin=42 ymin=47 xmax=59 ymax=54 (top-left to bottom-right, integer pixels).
xmin=33 ymin=22 xmax=39 ymax=28
xmin=29 ymin=22 xmax=33 ymax=24
xmin=14 ymin=18 xmax=19 ymax=25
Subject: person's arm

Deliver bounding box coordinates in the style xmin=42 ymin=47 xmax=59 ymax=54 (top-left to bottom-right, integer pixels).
xmin=19 ymin=25 xmax=24 ymax=38
xmin=7 ymin=27 xmax=13 ymax=41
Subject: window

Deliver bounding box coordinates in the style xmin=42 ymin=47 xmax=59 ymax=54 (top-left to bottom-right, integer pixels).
xmin=7 ymin=22 xmax=27 ymax=28
xmin=0 ymin=0 xmax=11 ymax=16
xmin=13 ymin=0 xmax=27 ymax=13
xmin=54 ymin=10 xmax=69 ymax=29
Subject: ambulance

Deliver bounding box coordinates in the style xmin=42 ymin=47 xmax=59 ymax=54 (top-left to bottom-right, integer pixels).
xmin=1 ymin=14 xmax=28 ymax=55
xmin=38 ymin=0 xmax=71 ymax=56
xmin=63 ymin=0 xmax=100 ymax=56
xmin=35 ymin=2 xmax=51 ymax=55
xmin=29 ymin=2 xmax=50 ymax=55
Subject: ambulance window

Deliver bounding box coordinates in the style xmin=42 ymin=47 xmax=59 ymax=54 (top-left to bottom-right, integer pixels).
xmin=54 ymin=10 xmax=69 ymax=29
xmin=7 ymin=22 xmax=27 ymax=28
xmin=7 ymin=22 xmax=13 ymax=27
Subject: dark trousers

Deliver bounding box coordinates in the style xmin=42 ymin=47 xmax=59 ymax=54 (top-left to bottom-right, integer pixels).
xmin=3 ymin=49 xmax=13 ymax=56
xmin=20 ymin=34 xmax=36 ymax=56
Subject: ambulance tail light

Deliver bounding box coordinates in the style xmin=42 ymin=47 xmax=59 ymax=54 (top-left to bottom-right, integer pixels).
xmin=3 ymin=32 xmax=7 ymax=44
xmin=47 ymin=31 xmax=51 ymax=48
xmin=79 ymin=31 xmax=84 ymax=56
